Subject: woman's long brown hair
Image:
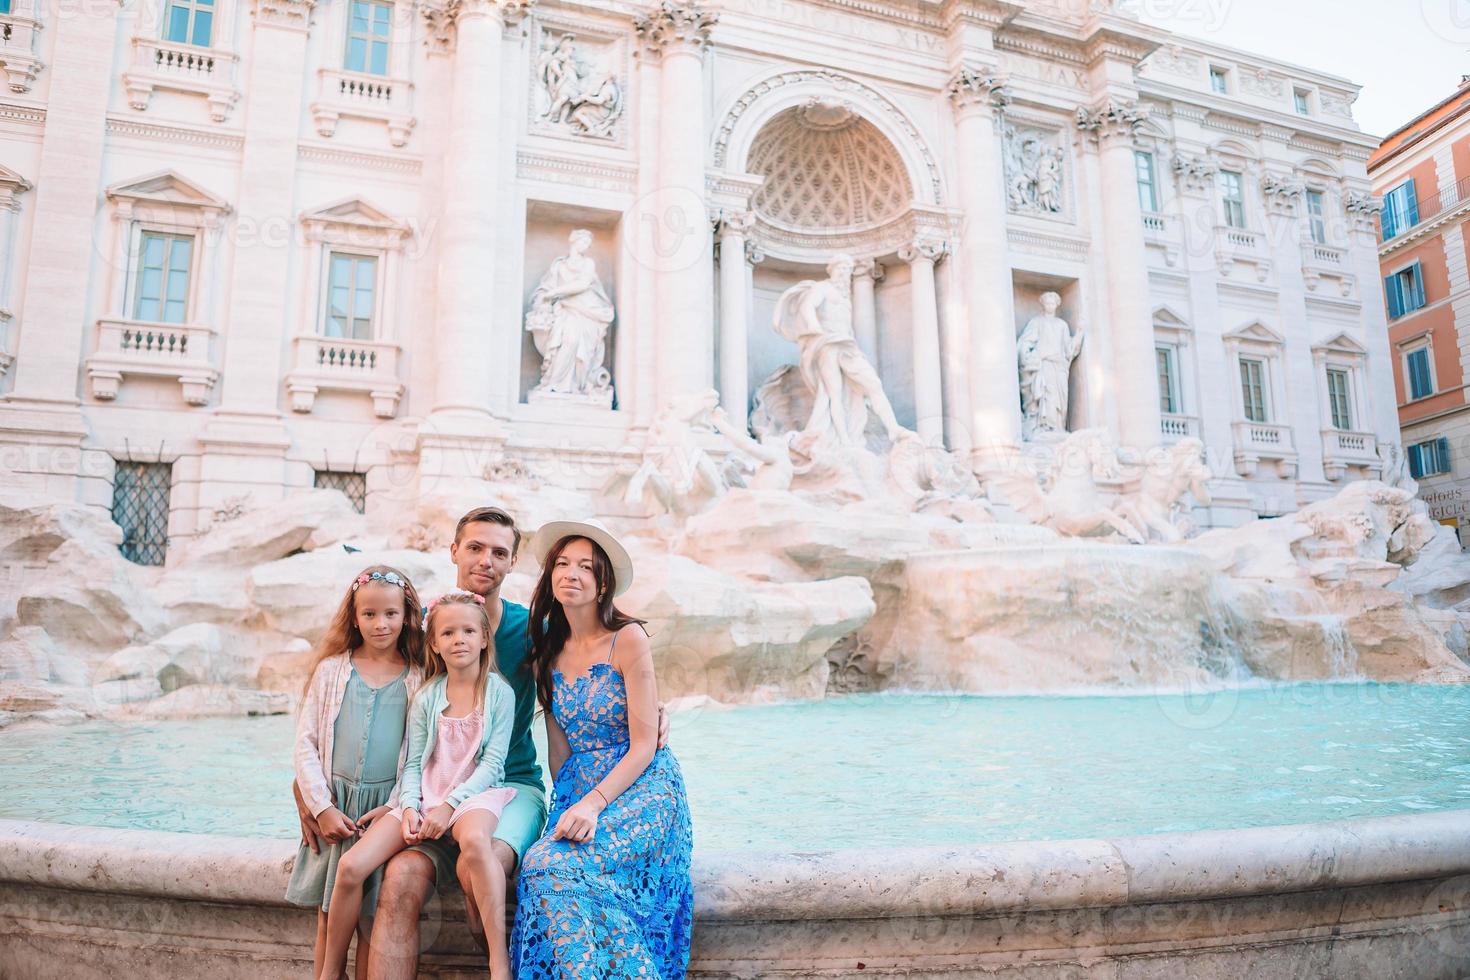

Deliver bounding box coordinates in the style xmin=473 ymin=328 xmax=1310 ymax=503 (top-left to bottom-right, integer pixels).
xmin=526 ymin=535 xmax=646 ymax=713
xmin=303 ymin=564 xmax=426 ymax=697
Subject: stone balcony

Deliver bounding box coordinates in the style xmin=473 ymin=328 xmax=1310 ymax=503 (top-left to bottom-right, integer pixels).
xmin=1160 ymin=412 xmax=1200 ymax=441
xmin=85 ymin=318 xmax=219 ymax=406
xmin=122 ymin=37 xmax=240 ymax=122
xmin=1140 ymin=212 xmax=1181 ymax=268
xmin=1214 ymin=226 xmax=1273 ymax=283
xmin=0 ymin=4 xmax=43 ymax=93
xmin=1320 ymin=428 xmax=1381 ymax=482
xmin=285 ymin=335 xmax=403 ymax=418
xmin=309 ymin=68 xmax=415 ymax=147
xmin=1300 ymin=242 xmax=1355 ymax=297
xmin=1231 ymin=419 xmax=1297 ymax=478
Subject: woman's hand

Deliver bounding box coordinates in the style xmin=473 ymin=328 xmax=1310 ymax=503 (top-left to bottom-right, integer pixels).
xmin=401 ymin=808 xmax=422 ymax=844
xmin=317 ymin=806 xmax=358 ymax=843
xmin=418 ymin=803 xmax=455 ymax=841
xmin=356 ymin=805 xmax=390 ymax=830
xmin=552 ymin=795 xmax=603 ymax=844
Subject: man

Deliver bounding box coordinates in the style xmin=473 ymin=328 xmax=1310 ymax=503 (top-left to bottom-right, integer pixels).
xmin=295 ymin=506 xmax=666 ymax=977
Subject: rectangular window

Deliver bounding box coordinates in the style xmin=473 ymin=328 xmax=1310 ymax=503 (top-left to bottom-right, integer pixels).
xmin=1210 ymin=67 xmax=1229 ymax=94
xmin=314 ymin=470 xmax=367 ymax=514
xmin=1382 ymin=179 xmax=1420 ymax=240
xmin=132 ymin=231 xmax=193 ymax=324
xmin=1156 ymin=346 xmax=1178 ymax=414
xmin=345 ymin=0 xmax=392 ymax=76
xmin=1384 ymin=261 xmax=1428 ymax=319
xmin=1306 ymin=190 xmax=1327 ymax=244
xmin=1405 ymin=346 xmax=1434 ymax=400
xmin=1135 ymin=151 xmax=1159 ymax=213
xmin=1240 ymin=357 xmax=1268 ymax=423
xmin=1294 ymin=89 xmax=1311 ymax=115
xmin=1219 ymin=170 xmax=1246 ymax=228
xmin=324 ymin=252 xmax=377 ymax=340
xmin=1326 ymin=368 xmax=1353 ymax=430
xmin=1408 ymin=437 xmax=1452 ymax=479
xmin=111 ymin=461 xmax=173 ymax=566
xmin=163 ymin=0 xmax=214 ymax=47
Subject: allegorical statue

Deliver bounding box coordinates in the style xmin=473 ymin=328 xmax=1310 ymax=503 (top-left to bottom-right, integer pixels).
xmin=1017 ymin=291 xmax=1084 ymax=439
xmin=771 ymin=254 xmax=910 ymax=451
xmin=525 ymin=229 xmax=615 ymax=405
xmin=536 ymin=33 xmax=623 ymax=137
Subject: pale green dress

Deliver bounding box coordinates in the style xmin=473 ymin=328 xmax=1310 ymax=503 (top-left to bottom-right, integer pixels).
xmin=285 ymin=664 xmax=408 ymax=914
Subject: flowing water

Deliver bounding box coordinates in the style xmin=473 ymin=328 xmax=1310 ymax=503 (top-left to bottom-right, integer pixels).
xmin=5 ymin=682 xmax=1467 ymax=852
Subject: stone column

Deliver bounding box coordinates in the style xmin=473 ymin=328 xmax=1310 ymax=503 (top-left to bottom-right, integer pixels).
xmin=851 ymin=258 xmax=882 ymax=366
xmin=1077 ymin=98 xmax=1161 ymax=451
xmin=716 ymin=211 xmax=754 ymax=423
xmin=946 ymin=65 xmax=1021 ymax=464
xmin=0 ymin=2 xmax=115 ymax=498
xmin=634 ymin=1 xmax=718 ymax=407
xmin=898 ymin=238 xmax=947 ymax=445
xmin=427 ymin=0 xmax=529 ymax=429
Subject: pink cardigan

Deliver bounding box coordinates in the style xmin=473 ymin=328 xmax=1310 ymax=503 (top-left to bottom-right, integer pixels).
xmin=294 ymin=651 xmax=425 ymax=818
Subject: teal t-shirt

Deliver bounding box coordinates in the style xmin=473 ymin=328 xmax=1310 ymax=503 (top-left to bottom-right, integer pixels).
xmin=494 ymin=598 xmax=542 ymax=789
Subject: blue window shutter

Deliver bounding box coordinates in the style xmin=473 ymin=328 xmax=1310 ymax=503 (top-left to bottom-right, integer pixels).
xmin=1411 ymin=262 xmax=1427 ymax=310
xmin=1408 ymin=444 xmax=1424 ymax=479
xmin=1437 ymin=436 xmax=1451 ymax=473
xmin=1385 ymin=275 xmax=1403 ymax=318
xmin=1405 ymin=178 xmax=1419 ymax=226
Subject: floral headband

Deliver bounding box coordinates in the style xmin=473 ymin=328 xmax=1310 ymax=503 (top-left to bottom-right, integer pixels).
xmin=352 ymin=570 xmax=406 ymax=592
xmin=424 ymin=589 xmax=486 ymax=618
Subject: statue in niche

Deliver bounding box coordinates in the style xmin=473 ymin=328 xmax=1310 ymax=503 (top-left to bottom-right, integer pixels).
xmin=525 ymin=229 xmax=615 ymax=406
xmin=770 ymin=254 xmax=912 ymax=454
xmin=1017 ymin=291 xmax=1084 ymax=440
xmin=1004 ymin=126 xmax=1065 ymax=215
xmin=536 ymin=32 xmax=623 ymax=137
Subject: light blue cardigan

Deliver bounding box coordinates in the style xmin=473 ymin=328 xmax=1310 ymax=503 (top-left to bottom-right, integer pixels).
xmin=398 ymin=670 xmax=516 ymax=812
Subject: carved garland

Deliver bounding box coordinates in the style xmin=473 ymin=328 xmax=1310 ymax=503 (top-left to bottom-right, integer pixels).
xmin=712 ymin=69 xmax=944 ymax=206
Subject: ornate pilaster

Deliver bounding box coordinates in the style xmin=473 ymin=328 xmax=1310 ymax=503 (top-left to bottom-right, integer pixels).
xmin=946 ymin=65 xmax=1008 ymax=116
xmin=1075 ymin=99 xmax=1146 ymax=145
xmin=1344 ymin=190 xmax=1383 ymax=236
xmin=1171 ymin=154 xmax=1219 ymax=196
xmin=250 ymin=0 xmax=315 ymax=32
xmin=421 ymin=0 xmax=533 ymax=53
xmin=851 ymin=258 xmax=882 ymax=366
xmin=899 ymin=238 xmax=947 ymax=445
xmin=1261 ymin=172 xmax=1304 ymax=217
xmin=634 ymin=0 xmax=718 ymax=55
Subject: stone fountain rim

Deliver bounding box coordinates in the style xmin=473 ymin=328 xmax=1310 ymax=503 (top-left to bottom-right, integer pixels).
xmin=3 ymin=809 xmax=1466 ymax=922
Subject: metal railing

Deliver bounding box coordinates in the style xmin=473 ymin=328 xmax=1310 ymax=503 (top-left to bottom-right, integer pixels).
xmin=1382 ymin=173 xmax=1470 ymax=242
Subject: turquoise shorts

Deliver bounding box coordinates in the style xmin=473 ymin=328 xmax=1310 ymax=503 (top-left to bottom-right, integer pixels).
xmin=408 ymin=781 xmax=547 ymax=886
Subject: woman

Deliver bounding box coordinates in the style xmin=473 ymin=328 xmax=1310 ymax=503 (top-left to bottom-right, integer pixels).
xmin=511 ymin=519 xmax=693 ymax=978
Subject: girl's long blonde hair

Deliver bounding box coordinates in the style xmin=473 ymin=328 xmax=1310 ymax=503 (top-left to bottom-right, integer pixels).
xmin=422 ymin=589 xmax=500 ymax=708
xmin=304 ymin=564 xmax=426 ymax=696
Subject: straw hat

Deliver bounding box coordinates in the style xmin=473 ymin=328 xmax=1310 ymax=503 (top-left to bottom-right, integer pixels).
xmin=528 ymin=518 xmax=635 ymax=597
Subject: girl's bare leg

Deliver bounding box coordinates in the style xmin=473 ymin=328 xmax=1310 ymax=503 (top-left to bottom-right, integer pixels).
xmin=313 ymin=910 xmax=328 ymax=979
xmin=452 ymin=811 xmax=509 ymax=980
xmin=456 ymin=854 xmax=489 ymax=952
xmin=319 ymin=817 xmax=408 ymax=980
xmin=354 ymin=921 xmax=372 ymax=979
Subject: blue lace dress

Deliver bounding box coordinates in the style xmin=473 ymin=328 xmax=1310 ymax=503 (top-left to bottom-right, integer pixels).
xmin=511 ymin=639 xmax=694 ymax=979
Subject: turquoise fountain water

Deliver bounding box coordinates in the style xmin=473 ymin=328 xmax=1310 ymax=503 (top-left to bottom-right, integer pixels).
xmin=7 ymin=682 xmax=1469 ymax=851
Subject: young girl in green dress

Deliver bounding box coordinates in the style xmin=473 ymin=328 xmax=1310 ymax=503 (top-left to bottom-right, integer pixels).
xmin=285 ymin=565 xmax=427 ymax=980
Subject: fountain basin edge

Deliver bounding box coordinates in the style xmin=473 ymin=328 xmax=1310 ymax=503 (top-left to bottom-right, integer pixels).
xmin=1 ymin=812 xmax=1468 ymax=978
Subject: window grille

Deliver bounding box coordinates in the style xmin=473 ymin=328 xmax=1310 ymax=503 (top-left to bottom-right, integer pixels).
xmin=112 ymin=461 xmax=173 ymax=566
xmin=315 ymin=470 xmax=367 ymax=513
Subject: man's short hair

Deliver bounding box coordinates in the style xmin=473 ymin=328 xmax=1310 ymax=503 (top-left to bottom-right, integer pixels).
xmin=454 ymin=506 xmax=521 ymax=554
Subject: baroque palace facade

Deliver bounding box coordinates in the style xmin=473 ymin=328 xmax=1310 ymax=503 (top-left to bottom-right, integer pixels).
xmin=0 ymin=0 xmax=1396 ymax=549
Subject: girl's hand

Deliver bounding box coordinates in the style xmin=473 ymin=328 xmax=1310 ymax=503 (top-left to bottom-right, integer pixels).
xmin=419 ymin=803 xmax=455 ymax=841
xmin=401 ymin=808 xmax=422 ymax=844
xmin=357 ymin=805 xmax=390 ymax=830
xmin=317 ymin=807 xmax=358 ymax=843
xmin=551 ymin=797 xmax=602 ymax=844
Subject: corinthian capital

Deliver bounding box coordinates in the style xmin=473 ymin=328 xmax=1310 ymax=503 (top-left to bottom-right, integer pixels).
xmin=947 ymin=65 xmax=1009 ymax=115
xmin=1075 ymin=98 xmax=1146 ymax=145
xmin=899 ymin=238 xmax=946 ymax=264
xmin=251 ymin=0 xmax=315 ymax=32
xmin=634 ymin=0 xmax=718 ymax=56
xmin=422 ymin=0 xmax=534 ymax=51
